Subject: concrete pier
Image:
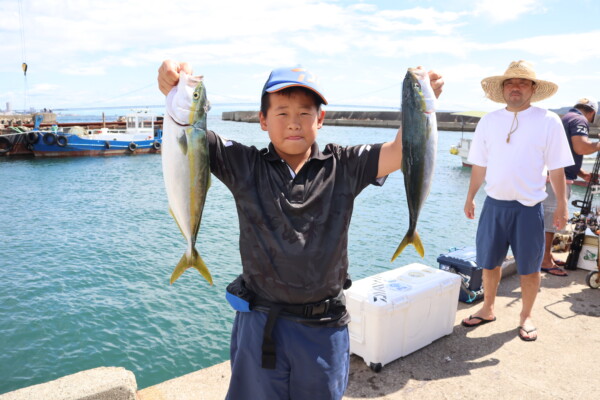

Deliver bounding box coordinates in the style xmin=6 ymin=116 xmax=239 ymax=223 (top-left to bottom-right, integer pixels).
xmin=0 ymin=367 xmax=137 ymax=400
xmin=4 ymin=256 xmax=600 ymax=400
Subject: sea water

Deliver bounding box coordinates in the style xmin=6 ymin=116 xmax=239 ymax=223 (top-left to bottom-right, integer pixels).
xmin=0 ymin=112 xmax=585 ymax=394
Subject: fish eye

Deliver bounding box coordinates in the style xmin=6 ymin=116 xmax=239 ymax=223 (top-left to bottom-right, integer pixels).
xmin=193 ymin=91 xmax=200 ymax=100
xmin=413 ymin=83 xmax=421 ymax=90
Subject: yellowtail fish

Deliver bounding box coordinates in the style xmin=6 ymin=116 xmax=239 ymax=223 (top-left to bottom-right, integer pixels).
xmin=391 ymin=67 xmax=438 ymax=261
xmin=162 ymin=72 xmax=212 ymax=284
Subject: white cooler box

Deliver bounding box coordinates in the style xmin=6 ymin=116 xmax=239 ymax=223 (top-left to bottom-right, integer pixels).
xmin=345 ymin=263 xmax=461 ymax=372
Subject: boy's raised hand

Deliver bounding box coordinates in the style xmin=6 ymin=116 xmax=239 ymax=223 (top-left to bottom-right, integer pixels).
xmin=158 ymin=60 xmax=193 ymax=96
xmin=428 ymin=70 xmax=444 ymax=98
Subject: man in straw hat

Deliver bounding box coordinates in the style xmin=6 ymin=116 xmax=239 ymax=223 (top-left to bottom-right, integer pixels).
xmin=462 ymin=60 xmax=574 ymax=341
xmin=541 ymin=96 xmax=599 ymax=276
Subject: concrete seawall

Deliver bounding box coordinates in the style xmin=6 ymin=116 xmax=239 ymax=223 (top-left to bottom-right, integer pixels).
xmin=222 ymin=111 xmax=479 ymax=131
xmin=222 ymin=110 xmax=600 ymax=137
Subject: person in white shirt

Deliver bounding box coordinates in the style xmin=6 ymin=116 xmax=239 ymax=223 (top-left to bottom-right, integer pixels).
xmin=462 ymin=60 xmax=574 ymax=342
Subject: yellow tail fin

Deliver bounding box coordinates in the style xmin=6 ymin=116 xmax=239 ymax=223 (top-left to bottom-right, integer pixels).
xmin=170 ymin=247 xmax=213 ymax=285
xmin=391 ymin=231 xmax=425 ymax=261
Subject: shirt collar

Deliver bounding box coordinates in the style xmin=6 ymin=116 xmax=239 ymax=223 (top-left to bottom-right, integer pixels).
xmin=569 ymin=108 xmax=583 ymax=116
xmin=261 ymin=142 xmax=332 ymax=162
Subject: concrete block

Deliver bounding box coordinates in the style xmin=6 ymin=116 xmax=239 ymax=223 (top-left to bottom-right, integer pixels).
xmin=0 ymin=366 xmax=137 ymax=400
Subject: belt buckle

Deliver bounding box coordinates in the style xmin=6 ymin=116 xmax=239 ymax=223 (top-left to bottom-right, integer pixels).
xmin=305 ymin=299 xmax=330 ymax=317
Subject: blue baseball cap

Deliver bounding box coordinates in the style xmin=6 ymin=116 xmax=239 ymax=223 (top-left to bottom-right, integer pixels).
xmin=261 ymin=66 xmax=328 ymax=105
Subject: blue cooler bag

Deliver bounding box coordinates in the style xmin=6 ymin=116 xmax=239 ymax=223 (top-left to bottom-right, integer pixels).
xmin=437 ymin=247 xmax=484 ymax=303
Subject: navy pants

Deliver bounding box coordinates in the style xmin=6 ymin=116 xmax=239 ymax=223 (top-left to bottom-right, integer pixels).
xmin=226 ymin=310 xmax=350 ymax=400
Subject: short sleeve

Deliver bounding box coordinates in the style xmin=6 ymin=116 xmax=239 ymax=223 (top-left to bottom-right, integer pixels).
xmin=467 ymin=118 xmax=488 ymax=167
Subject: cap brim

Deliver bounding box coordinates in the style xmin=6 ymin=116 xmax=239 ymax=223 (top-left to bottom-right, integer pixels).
xmin=266 ymin=83 xmax=328 ymax=105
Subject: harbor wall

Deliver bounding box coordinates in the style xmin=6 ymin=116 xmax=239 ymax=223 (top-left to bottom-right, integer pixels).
xmin=222 ymin=110 xmax=600 ymax=136
xmin=221 ymin=110 xmax=479 ymax=131
xmin=0 ymin=112 xmax=57 ymax=127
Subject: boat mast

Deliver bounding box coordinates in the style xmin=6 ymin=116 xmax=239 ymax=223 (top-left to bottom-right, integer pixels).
xmin=18 ymin=0 xmax=29 ymax=112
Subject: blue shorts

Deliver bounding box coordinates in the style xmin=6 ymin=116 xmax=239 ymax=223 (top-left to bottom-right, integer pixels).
xmin=476 ymin=197 xmax=544 ymax=275
xmin=226 ymin=310 xmax=350 ymax=400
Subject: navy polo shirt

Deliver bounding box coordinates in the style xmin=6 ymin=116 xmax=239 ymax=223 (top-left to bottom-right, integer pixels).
xmin=207 ymin=130 xmax=384 ymax=325
xmin=562 ymin=108 xmax=589 ymax=180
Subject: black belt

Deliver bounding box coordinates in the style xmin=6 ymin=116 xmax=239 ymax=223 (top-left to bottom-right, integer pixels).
xmin=254 ymin=293 xmax=347 ymax=369
xmin=226 ymin=274 xmax=351 ymax=370
xmin=253 ymin=295 xmax=342 ymax=318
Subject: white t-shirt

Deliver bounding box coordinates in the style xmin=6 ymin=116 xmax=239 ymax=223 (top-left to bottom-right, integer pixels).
xmin=468 ymin=106 xmax=574 ymax=206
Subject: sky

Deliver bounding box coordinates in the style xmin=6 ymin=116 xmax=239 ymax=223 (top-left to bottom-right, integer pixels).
xmin=1 ymin=0 xmax=599 ymax=114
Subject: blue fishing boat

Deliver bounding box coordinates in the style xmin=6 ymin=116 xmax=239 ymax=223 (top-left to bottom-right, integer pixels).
xmin=29 ymin=111 xmax=162 ymax=157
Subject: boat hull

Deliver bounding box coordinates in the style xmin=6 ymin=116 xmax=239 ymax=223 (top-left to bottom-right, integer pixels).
xmin=31 ymin=133 xmax=161 ymax=158
xmin=0 ymin=133 xmax=34 ymax=157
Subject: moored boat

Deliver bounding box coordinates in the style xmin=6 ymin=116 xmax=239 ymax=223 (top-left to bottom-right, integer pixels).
xmin=30 ymin=111 xmax=162 ymax=157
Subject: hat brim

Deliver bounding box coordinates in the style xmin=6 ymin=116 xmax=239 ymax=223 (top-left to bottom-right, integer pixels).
xmin=266 ymin=83 xmax=328 ymax=105
xmin=481 ymin=75 xmax=558 ymax=104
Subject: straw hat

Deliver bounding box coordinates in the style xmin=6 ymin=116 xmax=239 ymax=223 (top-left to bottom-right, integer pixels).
xmin=481 ymin=60 xmax=558 ymax=104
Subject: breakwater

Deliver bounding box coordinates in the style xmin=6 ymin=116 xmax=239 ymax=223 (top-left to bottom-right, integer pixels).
xmin=222 ymin=110 xmax=600 ymax=137
xmin=0 ymin=112 xmax=56 ymax=127
xmin=222 ymin=111 xmax=479 ymax=131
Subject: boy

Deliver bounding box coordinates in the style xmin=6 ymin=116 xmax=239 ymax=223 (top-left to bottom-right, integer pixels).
xmin=158 ymin=61 xmax=443 ymax=399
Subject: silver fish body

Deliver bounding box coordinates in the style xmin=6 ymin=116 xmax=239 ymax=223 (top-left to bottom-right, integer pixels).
xmin=392 ymin=68 xmax=438 ymax=261
xmin=162 ymin=72 xmax=212 ymax=284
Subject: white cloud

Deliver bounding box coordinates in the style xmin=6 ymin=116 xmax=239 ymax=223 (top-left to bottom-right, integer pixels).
xmin=354 ymin=34 xmax=474 ymax=59
xmin=0 ymin=0 xmax=598 ymax=111
xmin=473 ymin=0 xmax=544 ymax=23
xmin=29 ymin=83 xmax=60 ymax=94
xmin=489 ymin=31 xmax=600 ymax=64
xmin=363 ymin=7 xmax=467 ymax=35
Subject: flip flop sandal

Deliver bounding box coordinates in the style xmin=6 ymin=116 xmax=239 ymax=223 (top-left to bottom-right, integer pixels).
xmin=461 ymin=315 xmax=496 ymax=328
xmin=518 ymin=326 xmax=537 ymax=341
xmin=541 ymin=267 xmax=568 ymax=276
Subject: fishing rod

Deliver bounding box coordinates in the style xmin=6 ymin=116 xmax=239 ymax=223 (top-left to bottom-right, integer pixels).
xmin=564 ymin=151 xmax=600 ymax=270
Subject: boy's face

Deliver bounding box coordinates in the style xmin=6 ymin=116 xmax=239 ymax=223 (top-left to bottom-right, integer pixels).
xmin=259 ymin=90 xmax=325 ymax=163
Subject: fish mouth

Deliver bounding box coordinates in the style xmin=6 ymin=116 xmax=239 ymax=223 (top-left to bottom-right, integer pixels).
xmin=186 ymin=74 xmax=203 ymax=87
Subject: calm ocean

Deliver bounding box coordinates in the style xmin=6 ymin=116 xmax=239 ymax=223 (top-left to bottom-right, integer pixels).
xmin=0 ymin=110 xmax=585 ymax=394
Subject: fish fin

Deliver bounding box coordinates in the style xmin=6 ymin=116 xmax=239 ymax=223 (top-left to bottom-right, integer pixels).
xmin=391 ymin=231 xmax=425 ymax=262
xmin=170 ymin=254 xmax=189 ymax=284
xmin=177 ymin=129 xmax=188 ymax=155
xmin=190 ymin=247 xmax=213 ymax=285
xmin=413 ymin=231 xmax=425 ymax=258
xmin=169 ymin=247 xmax=213 ymax=285
xmin=168 ymin=208 xmax=187 ymax=237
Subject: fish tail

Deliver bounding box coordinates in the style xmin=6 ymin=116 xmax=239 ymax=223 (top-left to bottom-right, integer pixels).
xmin=170 ymin=247 xmax=213 ymax=285
xmin=391 ymin=230 xmax=425 ymax=261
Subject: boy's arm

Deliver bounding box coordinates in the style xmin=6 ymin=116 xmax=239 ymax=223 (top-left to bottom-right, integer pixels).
xmin=158 ymin=60 xmax=193 ymax=96
xmin=377 ymin=127 xmax=403 ymax=178
xmin=377 ymin=70 xmax=444 ymax=178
